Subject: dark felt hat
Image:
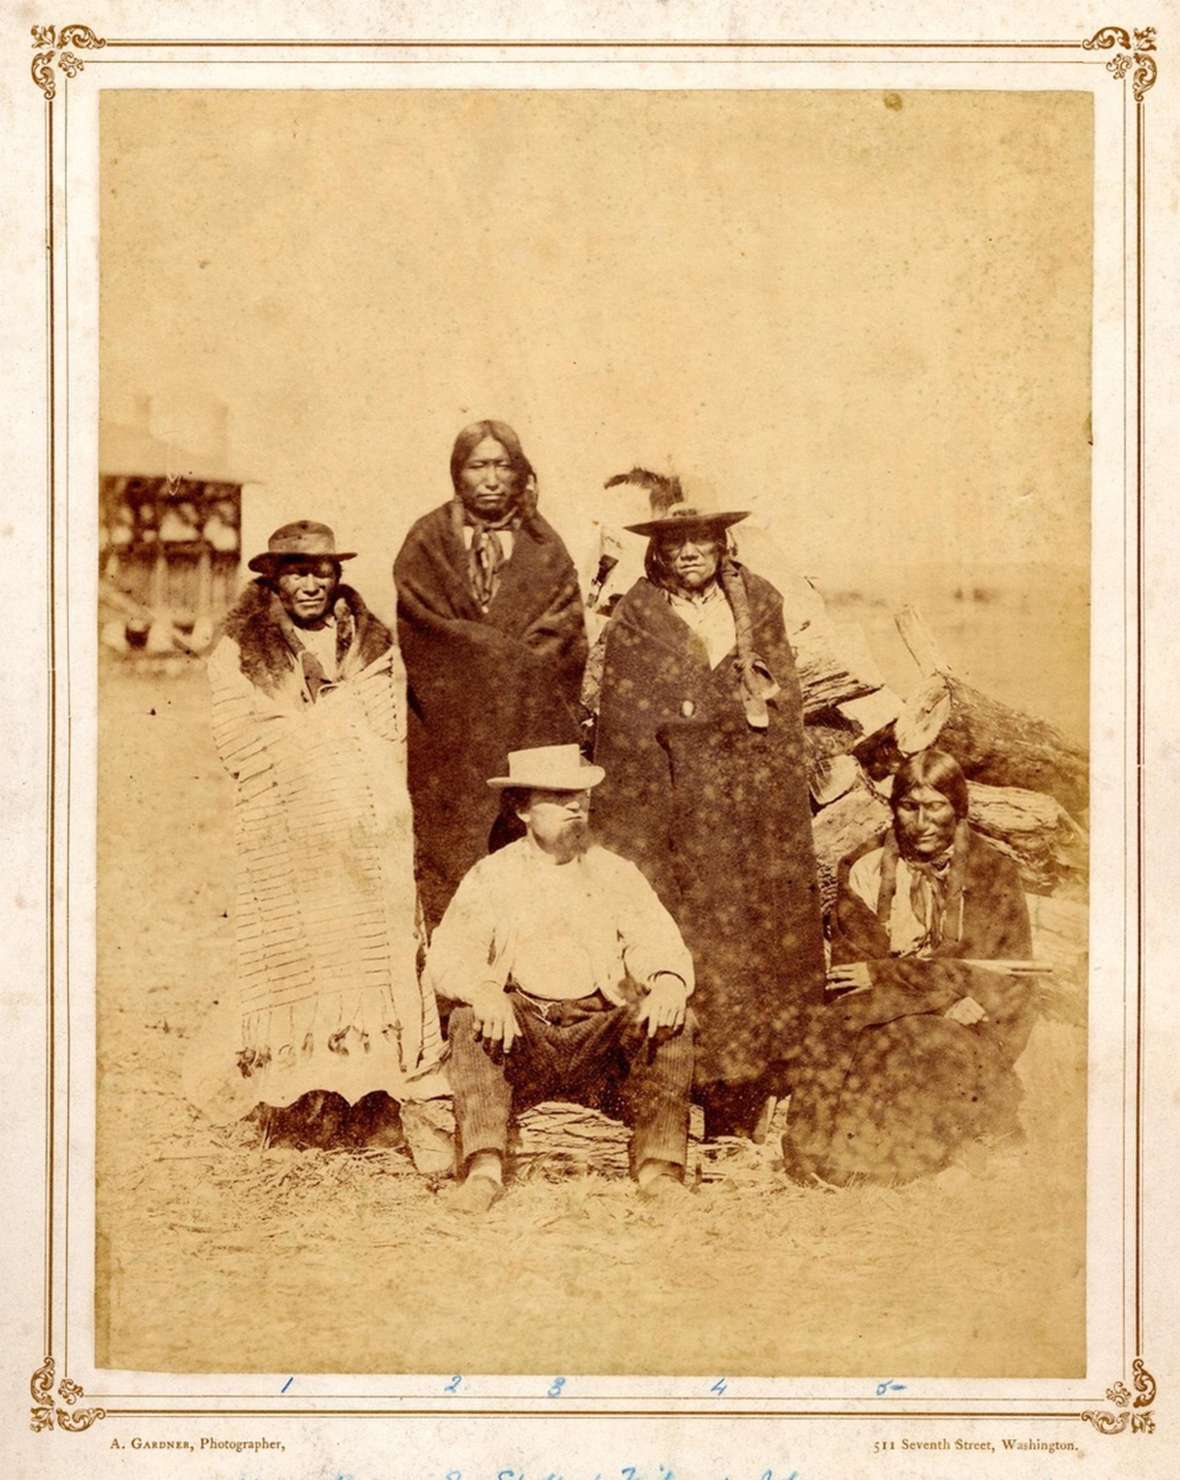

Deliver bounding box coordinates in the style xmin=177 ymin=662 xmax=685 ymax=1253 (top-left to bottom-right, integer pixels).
xmin=247 ymin=521 xmax=357 ymax=574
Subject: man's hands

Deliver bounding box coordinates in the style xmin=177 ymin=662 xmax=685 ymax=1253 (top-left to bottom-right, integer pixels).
xmin=827 ymin=961 xmax=872 ymax=994
xmin=944 ymin=995 xmax=988 ymax=1026
xmin=637 ymin=973 xmax=688 ymax=1039
xmin=468 ymin=983 xmax=520 ymax=1053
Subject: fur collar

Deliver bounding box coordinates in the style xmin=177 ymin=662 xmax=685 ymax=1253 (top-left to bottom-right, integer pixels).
xmin=224 ymin=579 xmax=392 ymax=697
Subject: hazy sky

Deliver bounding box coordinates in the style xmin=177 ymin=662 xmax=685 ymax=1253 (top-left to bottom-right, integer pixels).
xmin=101 ymin=87 xmax=1092 ymax=608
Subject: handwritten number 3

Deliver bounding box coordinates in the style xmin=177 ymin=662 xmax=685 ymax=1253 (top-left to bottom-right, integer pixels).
xmin=548 ymin=1376 xmax=566 ymax=1397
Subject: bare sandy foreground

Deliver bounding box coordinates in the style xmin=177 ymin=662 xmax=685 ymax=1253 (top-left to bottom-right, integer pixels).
xmin=96 ymin=665 xmax=1085 ymax=1378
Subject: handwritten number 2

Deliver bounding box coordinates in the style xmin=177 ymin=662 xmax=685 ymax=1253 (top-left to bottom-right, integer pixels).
xmin=445 ymin=1375 xmax=462 ymax=1393
xmin=548 ymin=1376 xmax=566 ymax=1397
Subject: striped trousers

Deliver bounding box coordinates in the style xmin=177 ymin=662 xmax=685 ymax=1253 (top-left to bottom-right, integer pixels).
xmin=448 ymin=990 xmax=695 ymax=1176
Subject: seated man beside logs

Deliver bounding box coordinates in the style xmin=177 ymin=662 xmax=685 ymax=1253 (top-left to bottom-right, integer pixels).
xmin=425 ymin=745 xmax=696 ymax=1213
xmin=782 ymin=747 xmax=1039 ymax=1187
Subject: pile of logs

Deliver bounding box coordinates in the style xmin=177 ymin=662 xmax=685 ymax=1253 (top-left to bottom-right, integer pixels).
xmin=807 ymin=604 xmax=1089 ymax=906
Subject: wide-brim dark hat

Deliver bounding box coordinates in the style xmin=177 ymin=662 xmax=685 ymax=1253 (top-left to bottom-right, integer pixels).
xmin=247 ymin=520 xmax=357 ymax=574
xmin=624 ymin=473 xmax=749 ymax=538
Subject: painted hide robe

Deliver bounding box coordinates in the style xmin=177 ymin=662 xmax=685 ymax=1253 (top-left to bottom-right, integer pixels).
xmin=394 ymin=502 xmax=588 ymax=931
xmin=206 ymin=580 xmax=447 ymax=1111
xmin=782 ymin=826 xmax=1036 ymax=1185
xmin=591 ymin=569 xmax=826 ymax=1095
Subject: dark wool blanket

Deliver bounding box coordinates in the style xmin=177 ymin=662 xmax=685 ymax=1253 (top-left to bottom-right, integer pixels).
xmin=394 ymin=502 xmax=588 ymax=930
xmin=591 ymin=569 xmax=826 ymax=1091
xmin=783 ymin=826 xmax=1037 ymax=1185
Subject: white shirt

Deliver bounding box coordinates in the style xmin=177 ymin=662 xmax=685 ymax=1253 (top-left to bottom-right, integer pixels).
xmin=425 ymin=837 xmax=694 ymax=1004
xmin=297 ymin=615 xmax=337 ymax=679
xmin=665 ymin=583 xmax=737 ymax=669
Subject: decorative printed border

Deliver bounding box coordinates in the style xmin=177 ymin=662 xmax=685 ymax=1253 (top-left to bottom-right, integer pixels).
xmin=30 ymin=24 xmax=106 ymax=99
xmin=1083 ymin=24 xmax=1158 ymax=99
xmin=25 ymin=18 xmax=1158 ymax=1439
xmin=1081 ymin=1359 xmax=1157 ymax=1435
xmin=29 ymin=1357 xmax=106 ymax=1434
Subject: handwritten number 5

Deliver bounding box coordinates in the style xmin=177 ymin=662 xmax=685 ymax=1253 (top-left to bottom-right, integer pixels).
xmin=548 ymin=1376 xmax=566 ymax=1397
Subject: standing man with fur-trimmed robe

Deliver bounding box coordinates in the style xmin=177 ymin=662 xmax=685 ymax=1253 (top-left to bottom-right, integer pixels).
xmin=206 ymin=520 xmax=451 ymax=1169
xmin=393 ymin=420 xmax=588 ymax=932
xmin=591 ymin=478 xmax=826 ymax=1139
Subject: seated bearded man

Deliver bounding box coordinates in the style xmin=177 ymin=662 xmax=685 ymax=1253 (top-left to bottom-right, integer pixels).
xmin=425 ymin=745 xmax=697 ymax=1213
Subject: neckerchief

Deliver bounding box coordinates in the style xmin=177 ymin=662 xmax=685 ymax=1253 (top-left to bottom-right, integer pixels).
xmin=453 ymin=498 xmax=521 ymax=612
xmin=876 ymin=819 xmax=971 ymax=955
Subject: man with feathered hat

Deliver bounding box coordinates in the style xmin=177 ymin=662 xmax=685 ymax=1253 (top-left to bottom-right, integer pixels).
xmin=590 ymin=477 xmax=827 ymax=1139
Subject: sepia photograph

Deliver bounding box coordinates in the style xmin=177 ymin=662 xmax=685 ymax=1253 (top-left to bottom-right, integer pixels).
xmin=93 ymin=84 xmax=1094 ymax=1380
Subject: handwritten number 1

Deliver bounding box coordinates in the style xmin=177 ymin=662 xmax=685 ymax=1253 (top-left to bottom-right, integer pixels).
xmin=548 ymin=1376 xmax=566 ymax=1397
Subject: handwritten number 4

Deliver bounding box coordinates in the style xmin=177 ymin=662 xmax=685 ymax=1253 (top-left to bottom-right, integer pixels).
xmin=548 ymin=1376 xmax=566 ymax=1397
xmin=711 ymin=1378 xmax=728 ymax=1396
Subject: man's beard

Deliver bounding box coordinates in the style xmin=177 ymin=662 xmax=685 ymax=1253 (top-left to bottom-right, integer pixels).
xmin=551 ymin=819 xmax=590 ymax=863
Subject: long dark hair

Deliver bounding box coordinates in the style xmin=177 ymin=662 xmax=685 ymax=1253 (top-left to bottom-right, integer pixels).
xmin=891 ymin=747 xmax=970 ymax=821
xmin=449 ymin=419 xmax=538 ymax=524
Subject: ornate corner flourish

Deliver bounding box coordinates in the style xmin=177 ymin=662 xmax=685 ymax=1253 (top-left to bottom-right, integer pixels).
xmin=29 ymin=1356 xmax=107 ymax=1434
xmin=1081 ymin=1358 xmax=1157 ymax=1435
xmin=30 ymin=24 xmax=106 ymax=100
xmin=1083 ymin=25 xmax=1158 ymax=101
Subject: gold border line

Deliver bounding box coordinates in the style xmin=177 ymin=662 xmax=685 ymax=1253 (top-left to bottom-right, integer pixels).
xmin=98 ymin=38 xmax=1085 ymax=49
xmin=36 ymin=32 xmax=1149 ymax=1427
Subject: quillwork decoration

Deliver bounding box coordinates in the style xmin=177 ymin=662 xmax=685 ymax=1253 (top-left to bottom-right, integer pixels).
xmin=30 ymin=24 xmax=106 ymax=99
xmin=1083 ymin=26 xmax=1159 ymax=100
xmin=29 ymin=1357 xmax=107 ymax=1434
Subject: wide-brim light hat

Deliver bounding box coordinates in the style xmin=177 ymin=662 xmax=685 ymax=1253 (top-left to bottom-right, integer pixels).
xmin=248 ymin=520 xmax=357 ymax=574
xmin=624 ymin=471 xmax=749 ymax=539
xmin=486 ymin=744 xmax=605 ymax=791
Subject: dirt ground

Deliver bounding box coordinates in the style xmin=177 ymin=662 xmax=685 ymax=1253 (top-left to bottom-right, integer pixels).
xmin=96 ymin=662 xmax=1087 ymax=1378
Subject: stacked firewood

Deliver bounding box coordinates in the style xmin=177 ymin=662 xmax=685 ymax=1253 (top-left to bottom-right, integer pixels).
xmin=510 ymin=1102 xmax=777 ymax=1184
xmin=805 ymin=604 xmax=1088 ymax=913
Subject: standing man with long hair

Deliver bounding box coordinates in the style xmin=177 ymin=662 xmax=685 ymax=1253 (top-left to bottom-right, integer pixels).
xmin=394 ymin=421 xmax=588 ymax=931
